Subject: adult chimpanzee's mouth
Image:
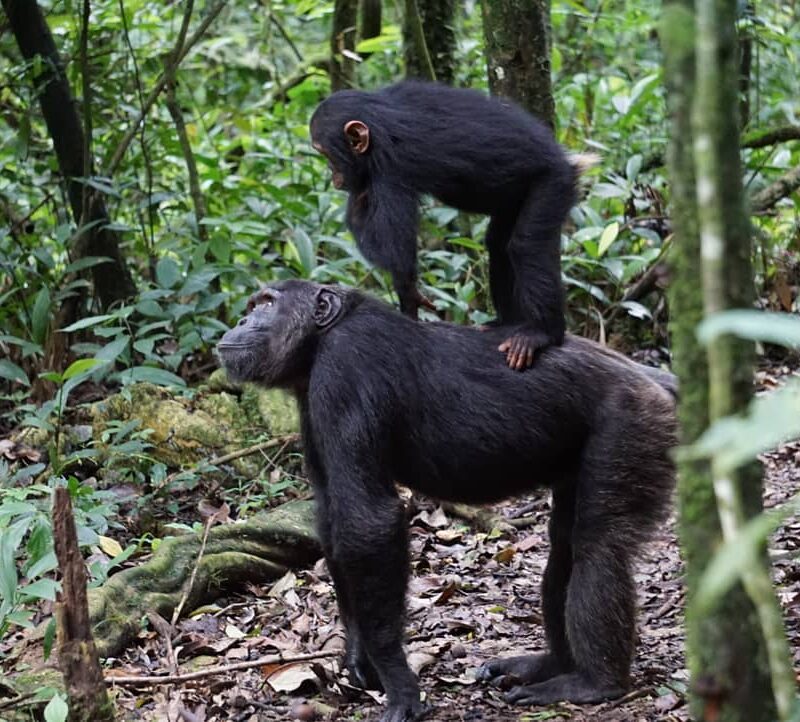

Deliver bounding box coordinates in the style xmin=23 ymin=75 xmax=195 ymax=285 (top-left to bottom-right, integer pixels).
xmin=217 ymin=342 xmax=253 ymax=350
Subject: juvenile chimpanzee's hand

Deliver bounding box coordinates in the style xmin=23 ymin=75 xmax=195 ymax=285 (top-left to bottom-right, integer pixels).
xmin=498 ymin=326 xmax=554 ymax=370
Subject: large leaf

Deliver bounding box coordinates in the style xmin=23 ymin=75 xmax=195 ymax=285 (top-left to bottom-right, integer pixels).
xmin=0 ymin=360 xmax=30 ymax=386
xmin=31 ymin=287 xmax=51 ymax=345
xmin=120 ymin=366 xmax=186 ymax=387
xmin=683 ymin=379 xmax=800 ymax=472
xmin=698 ymin=310 xmax=800 ymax=348
xmin=60 ymin=313 xmax=117 ymax=333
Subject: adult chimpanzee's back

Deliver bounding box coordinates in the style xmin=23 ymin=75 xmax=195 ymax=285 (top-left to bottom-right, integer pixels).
xmin=218 ymin=280 xmax=677 ymax=722
xmin=310 ymin=81 xmax=582 ymax=370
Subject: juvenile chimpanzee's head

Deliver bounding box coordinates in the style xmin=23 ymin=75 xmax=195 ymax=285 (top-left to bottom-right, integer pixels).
xmin=310 ymin=90 xmax=374 ymax=191
xmin=217 ymin=281 xmax=348 ymax=389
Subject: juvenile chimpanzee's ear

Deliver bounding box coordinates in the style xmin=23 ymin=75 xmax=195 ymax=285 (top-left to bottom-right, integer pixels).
xmin=313 ymin=288 xmax=343 ymax=330
xmin=343 ymin=120 xmax=370 ymax=154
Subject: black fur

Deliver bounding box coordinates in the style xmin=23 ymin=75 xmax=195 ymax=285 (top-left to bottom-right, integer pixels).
xmin=310 ymin=81 xmax=577 ymax=367
xmin=218 ymin=280 xmax=677 ymax=722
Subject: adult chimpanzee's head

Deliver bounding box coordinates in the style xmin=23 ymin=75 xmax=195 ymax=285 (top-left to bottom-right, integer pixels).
xmin=217 ymin=281 xmax=347 ymax=388
xmin=309 ymin=90 xmax=374 ymax=191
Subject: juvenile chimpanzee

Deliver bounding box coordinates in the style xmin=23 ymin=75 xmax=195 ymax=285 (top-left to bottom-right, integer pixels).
xmin=217 ymin=280 xmax=677 ymax=722
xmin=310 ymin=80 xmax=585 ymax=370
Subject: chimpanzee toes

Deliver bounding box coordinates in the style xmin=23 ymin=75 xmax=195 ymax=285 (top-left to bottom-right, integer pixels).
xmin=504 ymin=672 xmax=626 ymax=706
xmin=477 ymin=653 xmax=564 ymax=687
xmin=379 ymin=700 xmax=431 ymax=722
xmin=346 ymin=656 xmax=384 ymax=691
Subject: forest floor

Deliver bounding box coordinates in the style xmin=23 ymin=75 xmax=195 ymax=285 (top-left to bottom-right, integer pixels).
xmin=2 ymin=367 xmax=798 ymax=722
xmin=96 ymin=364 xmax=800 ymax=722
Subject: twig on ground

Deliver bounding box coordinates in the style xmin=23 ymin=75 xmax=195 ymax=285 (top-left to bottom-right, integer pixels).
xmin=106 ymin=650 xmax=338 ymax=686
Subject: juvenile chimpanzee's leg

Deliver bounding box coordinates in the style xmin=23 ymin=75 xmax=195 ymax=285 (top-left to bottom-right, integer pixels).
xmin=484 ymin=214 xmax=518 ymax=325
xmin=500 ymin=170 xmax=575 ymax=369
xmin=328 ymin=486 xmax=427 ymax=722
xmin=477 ymin=483 xmax=576 ymax=686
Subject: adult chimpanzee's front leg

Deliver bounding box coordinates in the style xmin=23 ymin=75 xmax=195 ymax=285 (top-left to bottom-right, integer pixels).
xmin=500 ymin=171 xmax=574 ymax=370
xmin=327 ymin=479 xmax=427 ymax=722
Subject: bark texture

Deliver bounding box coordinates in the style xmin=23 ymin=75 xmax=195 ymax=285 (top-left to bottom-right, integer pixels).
xmin=330 ymin=0 xmax=358 ymax=91
xmin=2 ymin=0 xmax=137 ymax=308
xmin=661 ymin=1 xmax=777 ymax=719
xmin=481 ymin=0 xmax=555 ymax=128
xmin=403 ymin=0 xmax=456 ymax=84
xmin=53 ymin=488 xmax=115 ymax=722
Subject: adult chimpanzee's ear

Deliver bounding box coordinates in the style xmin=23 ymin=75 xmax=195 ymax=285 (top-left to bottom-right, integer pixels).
xmin=314 ymin=288 xmax=343 ymax=330
xmin=343 ymin=120 xmax=370 ymax=154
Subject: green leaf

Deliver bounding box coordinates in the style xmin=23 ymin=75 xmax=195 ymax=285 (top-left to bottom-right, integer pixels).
xmin=683 ymin=379 xmax=800 ymax=472
xmin=0 ymin=359 xmax=30 ymax=386
xmin=695 ymin=506 xmax=791 ymax=614
xmin=62 ymin=256 xmax=112 ymax=274
xmin=156 ymin=257 xmax=182 ymax=288
xmin=60 ymin=313 xmax=116 ymax=333
xmin=597 ymin=222 xmax=620 ymax=257
xmin=121 ymin=366 xmax=186 ymax=387
xmin=95 ymin=336 xmax=129 ymax=363
xmin=698 ymin=310 xmax=800 ymax=348
xmin=62 ymin=358 xmax=105 ymax=380
xmin=31 ymin=287 xmax=51 ymax=345
xmin=44 ymin=693 xmax=69 ymax=722
xmin=20 ymin=578 xmax=59 ymax=602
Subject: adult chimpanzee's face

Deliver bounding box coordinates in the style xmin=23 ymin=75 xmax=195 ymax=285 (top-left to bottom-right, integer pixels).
xmin=217 ymin=282 xmax=345 ymax=389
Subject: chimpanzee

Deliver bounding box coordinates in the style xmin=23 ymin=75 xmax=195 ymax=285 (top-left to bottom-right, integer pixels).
xmin=310 ymin=80 xmax=587 ymax=370
xmin=217 ymin=280 xmax=677 ymax=722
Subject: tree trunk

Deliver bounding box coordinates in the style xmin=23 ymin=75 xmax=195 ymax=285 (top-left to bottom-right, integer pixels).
xmin=661 ymin=1 xmax=778 ymax=719
xmin=2 ymin=0 xmax=137 ymax=308
xmin=53 ymin=488 xmax=115 ymax=722
xmin=360 ymin=0 xmax=382 ymax=47
xmin=403 ymin=0 xmax=456 ymax=85
xmin=481 ymin=0 xmax=555 ymax=129
xmin=330 ymin=0 xmax=358 ymax=91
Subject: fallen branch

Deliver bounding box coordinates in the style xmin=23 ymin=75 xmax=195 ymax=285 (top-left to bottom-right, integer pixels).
xmin=750 ymin=165 xmax=800 ymax=213
xmin=208 ymin=434 xmax=299 ymax=466
xmin=106 ymin=650 xmax=338 ymax=687
xmin=742 ymin=125 xmax=800 ymax=150
xmin=441 ymin=502 xmax=515 ymax=534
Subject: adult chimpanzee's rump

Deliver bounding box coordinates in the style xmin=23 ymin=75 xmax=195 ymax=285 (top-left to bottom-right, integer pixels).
xmin=310 ymin=81 xmax=583 ymax=370
xmin=217 ymin=280 xmax=677 ymax=722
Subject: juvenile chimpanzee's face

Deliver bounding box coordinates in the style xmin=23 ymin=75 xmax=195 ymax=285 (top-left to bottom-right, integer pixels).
xmin=310 ymin=113 xmax=370 ymax=192
xmin=217 ymin=282 xmax=345 ymax=389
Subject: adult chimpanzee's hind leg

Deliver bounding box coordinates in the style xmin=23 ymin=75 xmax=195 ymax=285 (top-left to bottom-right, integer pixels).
xmin=500 ymin=169 xmax=575 ymax=370
xmin=503 ymin=451 xmax=636 ymax=705
xmin=477 ymin=483 xmax=576 ymax=687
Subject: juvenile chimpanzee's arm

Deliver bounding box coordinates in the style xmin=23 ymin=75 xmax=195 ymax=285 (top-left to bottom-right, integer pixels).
xmin=346 ymin=181 xmax=433 ymax=318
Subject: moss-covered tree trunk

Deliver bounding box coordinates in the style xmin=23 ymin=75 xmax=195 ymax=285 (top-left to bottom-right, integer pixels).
xmin=403 ymin=0 xmax=456 ymax=84
xmin=330 ymin=0 xmax=358 ymax=91
xmin=481 ymin=0 xmax=555 ymax=128
xmin=661 ymin=0 xmax=777 ymax=719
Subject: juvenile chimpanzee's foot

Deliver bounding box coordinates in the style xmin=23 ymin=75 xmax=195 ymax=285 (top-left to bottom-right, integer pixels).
xmin=476 ymin=653 xmax=567 ymax=688
xmin=504 ymin=672 xmax=626 ymax=706
xmin=379 ymin=699 xmax=431 ymax=722
xmin=498 ymin=325 xmax=555 ymax=370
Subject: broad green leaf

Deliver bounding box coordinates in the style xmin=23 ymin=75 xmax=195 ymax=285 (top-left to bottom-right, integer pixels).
xmin=156 ymin=257 xmax=182 ymax=288
xmin=20 ymin=578 xmax=59 ymax=602
xmin=695 ymin=506 xmax=791 ymax=613
xmin=122 ymin=366 xmax=186 ymax=387
xmin=62 ymin=358 xmax=105 ymax=380
xmin=0 ymin=360 xmax=30 ymax=386
xmin=31 ymin=287 xmax=51 ymax=345
xmin=683 ymin=379 xmax=800 ymax=472
xmin=44 ymin=693 xmax=69 ymax=722
xmin=698 ymin=310 xmax=800 ymax=348
xmin=60 ymin=314 xmax=116 ymax=333
xmin=95 ymin=336 xmax=129 ymax=363
xmin=63 ymin=256 xmax=112 ymax=274
xmin=597 ymin=222 xmax=620 ymax=256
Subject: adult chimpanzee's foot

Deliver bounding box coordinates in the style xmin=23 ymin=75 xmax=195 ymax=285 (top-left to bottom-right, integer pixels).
xmin=504 ymin=672 xmax=626 ymax=705
xmin=498 ymin=325 xmax=555 ymax=370
xmin=379 ymin=699 xmax=431 ymax=722
xmin=345 ymin=647 xmax=383 ymax=691
xmin=476 ymin=653 xmax=567 ymax=688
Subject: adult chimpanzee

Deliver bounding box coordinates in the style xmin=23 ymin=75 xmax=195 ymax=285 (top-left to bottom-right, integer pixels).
xmin=310 ymin=80 xmax=584 ymax=370
xmin=217 ymin=280 xmax=677 ymax=722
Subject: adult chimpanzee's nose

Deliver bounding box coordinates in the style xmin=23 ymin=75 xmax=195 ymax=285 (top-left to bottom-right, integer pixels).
xmin=237 ymin=317 xmax=248 ymax=327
